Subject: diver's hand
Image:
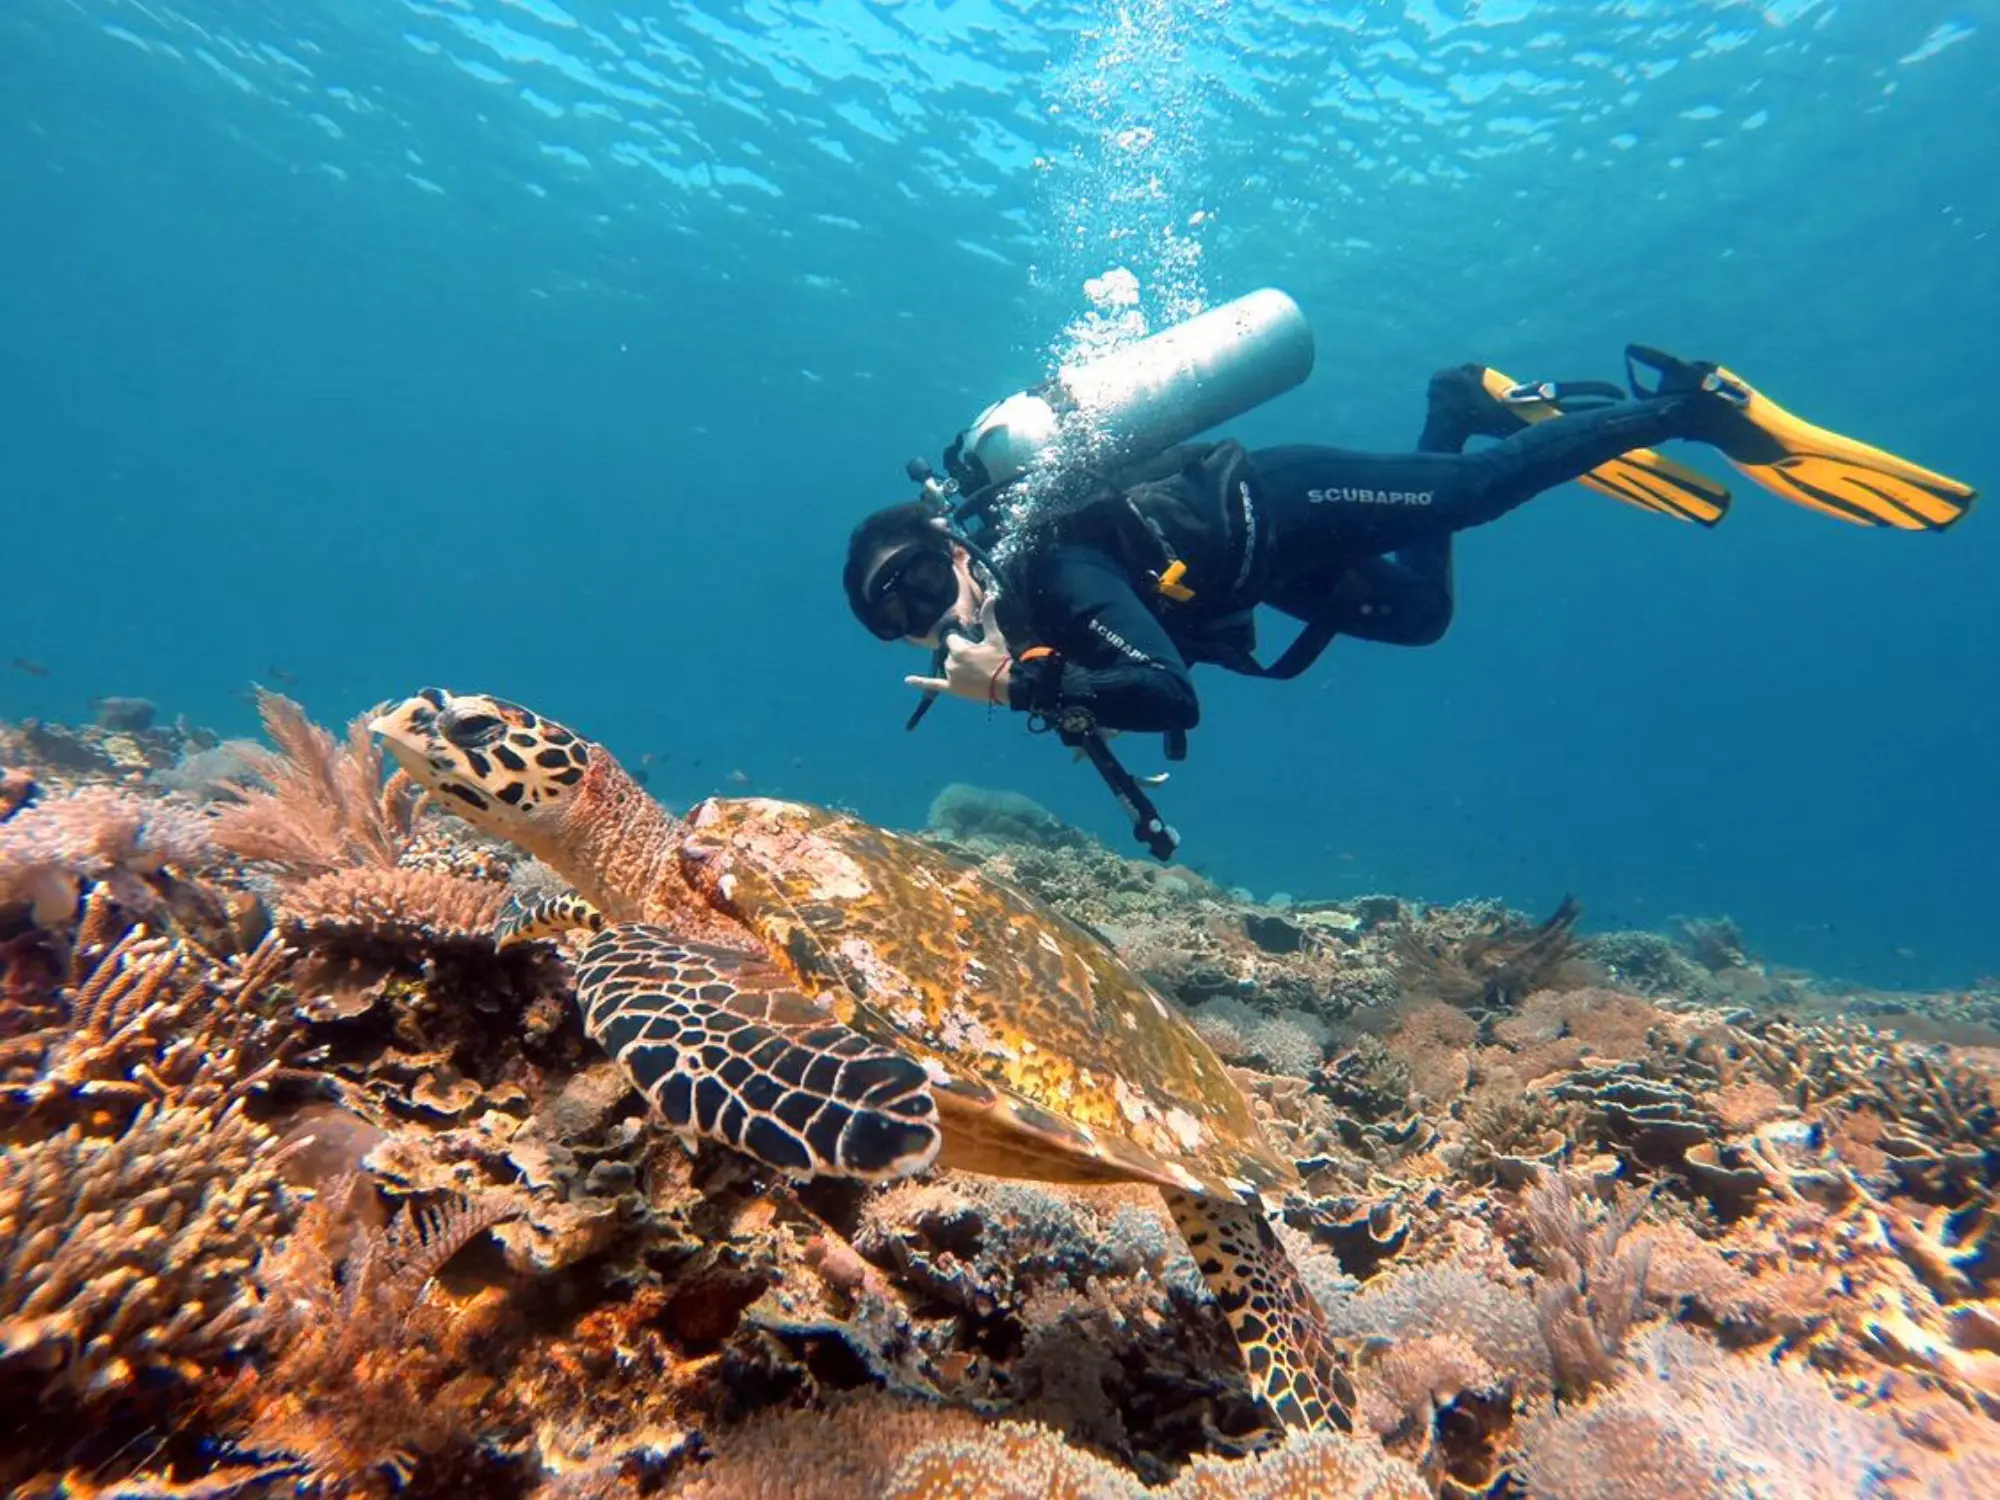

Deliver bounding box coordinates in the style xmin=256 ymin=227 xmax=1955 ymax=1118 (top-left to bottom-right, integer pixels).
xmin=905 ymin=596 xmax=1014 ymax=706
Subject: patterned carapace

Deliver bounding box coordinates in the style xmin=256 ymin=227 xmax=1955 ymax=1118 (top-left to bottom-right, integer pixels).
xmin=371 ymin=687 xmax=1354 ymax=1436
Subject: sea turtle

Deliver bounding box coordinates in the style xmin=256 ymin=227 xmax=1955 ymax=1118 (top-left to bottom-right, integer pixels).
xmin=370 ymin=687 xmax=1355 ymax=1434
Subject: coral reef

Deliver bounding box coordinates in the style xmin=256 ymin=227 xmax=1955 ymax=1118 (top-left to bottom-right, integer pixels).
xmin=2 ymin=699 xmax=1996 ymax=1496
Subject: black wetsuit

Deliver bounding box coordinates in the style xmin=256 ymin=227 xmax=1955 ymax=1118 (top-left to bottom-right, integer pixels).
xmin=994 ymin=376 xmax=1718 ymax=735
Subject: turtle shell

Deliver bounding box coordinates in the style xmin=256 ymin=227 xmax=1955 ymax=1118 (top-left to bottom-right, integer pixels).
xmin=677 ymin=796 xmax=1296 ymax=1201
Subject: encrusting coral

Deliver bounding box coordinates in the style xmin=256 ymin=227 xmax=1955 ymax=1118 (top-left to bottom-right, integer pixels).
xmin=2 ymin=701 xmax=1997 ymax=1496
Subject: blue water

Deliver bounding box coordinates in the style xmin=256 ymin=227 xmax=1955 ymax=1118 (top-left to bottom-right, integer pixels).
xmin=2 ymin=1 xmax=1992 ymax=989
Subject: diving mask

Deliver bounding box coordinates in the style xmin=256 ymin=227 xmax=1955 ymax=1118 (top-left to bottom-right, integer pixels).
xmin=859 ymin=541 xmax=958 ymax=642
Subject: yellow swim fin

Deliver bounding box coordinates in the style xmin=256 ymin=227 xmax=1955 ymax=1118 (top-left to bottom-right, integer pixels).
xmin=1626 ymin=346 xmax=1977 ymax=532
xmin=1480 ymin=367 xmax=1732 ymax=527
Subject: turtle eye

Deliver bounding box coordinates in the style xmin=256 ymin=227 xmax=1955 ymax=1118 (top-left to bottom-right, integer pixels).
xmin=439 ymin=708 xmax=505 ymax=751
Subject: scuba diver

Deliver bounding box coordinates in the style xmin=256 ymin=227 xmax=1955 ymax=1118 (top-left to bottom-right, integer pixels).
xmin=843 ymin=291 xmax=1976 ymax=856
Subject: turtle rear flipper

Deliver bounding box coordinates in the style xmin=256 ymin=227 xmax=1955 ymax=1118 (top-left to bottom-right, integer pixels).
xmin=498 ymin=888 xmax=607 ymax=947
xmin=1165 ymin=1189 xmax=1357 ymax=1434
xmin=577 ymin=924 xmax=941 ymax=1182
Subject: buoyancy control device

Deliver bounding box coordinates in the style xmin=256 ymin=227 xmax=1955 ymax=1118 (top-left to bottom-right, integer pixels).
xmin=899 ymin=288 xmax=1318 ymax=863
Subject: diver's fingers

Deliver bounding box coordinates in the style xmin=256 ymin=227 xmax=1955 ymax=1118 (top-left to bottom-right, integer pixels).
xmin=905 ymin=675 xmax=948 ymax=693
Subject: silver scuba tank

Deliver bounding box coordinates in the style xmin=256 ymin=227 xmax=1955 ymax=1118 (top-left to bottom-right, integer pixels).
xmin=948 ymin=287 xmax=1316 ymax=493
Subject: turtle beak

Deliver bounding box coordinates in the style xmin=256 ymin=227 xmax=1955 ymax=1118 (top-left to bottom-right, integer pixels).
xmin=369 ymin=690 xmax=451 ymax=763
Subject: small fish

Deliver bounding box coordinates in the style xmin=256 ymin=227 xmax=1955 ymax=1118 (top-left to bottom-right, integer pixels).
xmin=10 ymin=657 xmax=49 ymax=677
xmin=267 ymin=664 xmax=299 ymax=685
xmin=728 ymin=768 xmax=751 ymax=786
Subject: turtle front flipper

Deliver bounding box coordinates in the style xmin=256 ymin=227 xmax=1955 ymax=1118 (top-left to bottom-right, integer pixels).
xmin=577 ymin=924 xmax=941 ymax=1183
xmin=1164 ymin=1189 xmax=1357 ymax=1435
xmin=498 ymin=889 xmax=607 ymax=947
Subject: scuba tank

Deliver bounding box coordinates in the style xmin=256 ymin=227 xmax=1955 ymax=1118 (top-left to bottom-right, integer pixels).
xmin=941 ymin=287 xmax=1316 ymax=499
xmin=899 ymin=288 xmax=1316 ymax=864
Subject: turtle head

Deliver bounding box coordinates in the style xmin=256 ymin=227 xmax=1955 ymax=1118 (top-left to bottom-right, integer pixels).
xmin=371 ymin=688 xmax=594 ymax=841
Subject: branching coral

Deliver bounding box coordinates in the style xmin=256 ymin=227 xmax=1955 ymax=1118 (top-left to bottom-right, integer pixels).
xmin=0 ymin=1097 xmax=287 ymax=1411
xmin=1714 ymin=1017 xmax=1996 ymax=1209
xmin=2 ymin=915 xmax=293 ymax=1127
xmin=0 ymin=888 xmax=311 ymax=1495
xmin=1188 ymin=997 xmax=1331 ymax=1079
xmin=1517 ymin=1325 xmax=1921 ymax=1500
xmin=277 ymin=866 xmax=508 ymax=949
xmin=880 ymin=1417 xmax=1431 ymax=1500
xmin=210 ymin=689 xmax=420 ymax=879
xmin=1320 ymin=1264 xmax=1548 ymax=1394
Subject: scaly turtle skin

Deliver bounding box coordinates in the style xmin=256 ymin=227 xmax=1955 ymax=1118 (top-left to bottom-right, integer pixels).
xmin=371 ymin=688 xmax=1355 ymax=1434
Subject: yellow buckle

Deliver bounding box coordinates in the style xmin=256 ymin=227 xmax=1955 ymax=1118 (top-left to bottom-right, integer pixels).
xmin=1153 ymin=559 xmax=1195 ymax=603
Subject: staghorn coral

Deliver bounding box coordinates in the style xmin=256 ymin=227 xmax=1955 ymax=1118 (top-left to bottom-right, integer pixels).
xmin=1711 ymin=1016 xmax=1997 ymax=1209
xmin=210 ymin=689 xmax=421 ymax=879
xmin=0 ymin=1098 xmax=287 ymax=1413
xmin=2 ymin=915 xmax=293 ymax=1128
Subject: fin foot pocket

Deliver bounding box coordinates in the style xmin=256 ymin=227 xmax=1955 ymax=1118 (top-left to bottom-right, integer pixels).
xmin=1626 ymin=345 xmax=1977 ymax=531
xmin=1482 ymin=364 xmax=1732 ymax=526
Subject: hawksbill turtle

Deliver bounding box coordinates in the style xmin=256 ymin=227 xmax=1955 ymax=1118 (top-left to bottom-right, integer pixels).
xmin=370 ymin=688 xmax=1355 ymax=1434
